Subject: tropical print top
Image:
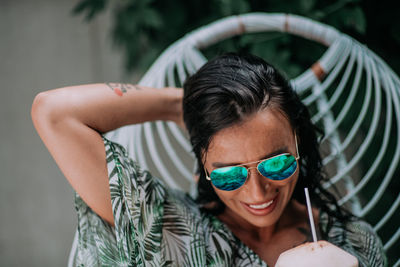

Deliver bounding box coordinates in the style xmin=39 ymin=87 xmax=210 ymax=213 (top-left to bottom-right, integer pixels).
xmin=71 ymin=136 xmax=387 ymax=266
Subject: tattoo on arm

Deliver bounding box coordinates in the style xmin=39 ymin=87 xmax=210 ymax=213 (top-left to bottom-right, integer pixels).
xmin=106 ymin=83 xmax=141 ymax=96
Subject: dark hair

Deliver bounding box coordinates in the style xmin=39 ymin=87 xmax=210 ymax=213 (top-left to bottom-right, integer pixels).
xmin=183 ymin=52 xmax=353 ymax=238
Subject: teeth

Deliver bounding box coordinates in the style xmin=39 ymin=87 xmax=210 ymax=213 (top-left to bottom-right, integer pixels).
xmin=249 ymin=200 xmax=274 ymax=209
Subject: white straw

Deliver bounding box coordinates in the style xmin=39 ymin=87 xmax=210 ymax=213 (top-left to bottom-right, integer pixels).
xmin=304 ymin=187 xmax=318 ymax=242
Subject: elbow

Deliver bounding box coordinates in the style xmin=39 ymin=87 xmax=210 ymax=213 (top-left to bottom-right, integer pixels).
xmin=31 ymin=91 xmax=55 ymax=129
xmin=31 ymin=90 xmax=68 ymax=131
xmin=31 ymin=91 xmax=50 ymax=127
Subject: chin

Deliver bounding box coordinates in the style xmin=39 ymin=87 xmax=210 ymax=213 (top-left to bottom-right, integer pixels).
xmin=235 ymin=193 xmax=285 ymax=228
xmin=248 ymin=217 xmax=279 ymax=228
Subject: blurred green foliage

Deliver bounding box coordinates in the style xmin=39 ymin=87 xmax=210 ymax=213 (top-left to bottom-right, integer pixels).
xmin=72 ymin=0 xmax=399 ymax=264
xmin=72 ymin=0 xmax=400 ymax=79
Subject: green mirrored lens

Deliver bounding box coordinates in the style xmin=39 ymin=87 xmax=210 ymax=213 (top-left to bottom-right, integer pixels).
xmin=257 ymin=154 xmax=297 ymax=180
xmin=210 ymin=166 xmax=247 ymax=191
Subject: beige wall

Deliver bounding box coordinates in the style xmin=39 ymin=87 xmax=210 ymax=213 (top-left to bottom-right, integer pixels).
xmin=0 ymin=0 xmax=134 ymax=265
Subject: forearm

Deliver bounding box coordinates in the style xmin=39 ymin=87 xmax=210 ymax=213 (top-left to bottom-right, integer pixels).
xmin=32 ymin=83 xmax=182 ymax=133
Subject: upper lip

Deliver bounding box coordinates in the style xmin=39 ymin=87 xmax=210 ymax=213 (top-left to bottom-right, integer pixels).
xmin=244 ymin=194 xmax=278 ymax=206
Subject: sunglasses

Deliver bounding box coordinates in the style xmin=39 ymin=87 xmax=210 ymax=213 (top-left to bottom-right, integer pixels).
xmin=204 ymin=134 xmax=300 ymax=191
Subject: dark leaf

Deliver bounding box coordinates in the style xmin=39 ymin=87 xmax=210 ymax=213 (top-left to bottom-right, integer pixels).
xmin=71 ymin=0 xmax=108 ymax=22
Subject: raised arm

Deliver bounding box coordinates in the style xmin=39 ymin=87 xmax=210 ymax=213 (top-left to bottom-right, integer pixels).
xmin=31 ymin=83 xmax=182 ymax=226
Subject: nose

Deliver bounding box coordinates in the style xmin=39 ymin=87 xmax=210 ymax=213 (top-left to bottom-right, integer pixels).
xmin=244 ymin=167 xmax=270 ymax=200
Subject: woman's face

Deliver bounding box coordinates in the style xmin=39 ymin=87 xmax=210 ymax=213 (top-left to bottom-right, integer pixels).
xmin=203 ymin=108 xmax=299 ymax=229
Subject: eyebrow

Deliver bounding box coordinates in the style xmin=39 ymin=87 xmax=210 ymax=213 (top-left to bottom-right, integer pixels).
xmin=211 ymin=146 xmax=289 ymax=168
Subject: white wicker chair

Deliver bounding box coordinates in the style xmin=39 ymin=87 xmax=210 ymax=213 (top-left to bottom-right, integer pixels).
xmin=70 ymin=13 xmax=400 ymax=266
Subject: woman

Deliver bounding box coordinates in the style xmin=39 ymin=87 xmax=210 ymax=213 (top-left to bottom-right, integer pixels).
xmin=32 ymin=53 xmax=386 ymax=266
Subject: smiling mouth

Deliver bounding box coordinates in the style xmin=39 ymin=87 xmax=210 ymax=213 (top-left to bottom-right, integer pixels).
xmin=242 ymin=194 xmax=279 ymax=215
xmin=249 ymin=200 xmax=274 ymax=209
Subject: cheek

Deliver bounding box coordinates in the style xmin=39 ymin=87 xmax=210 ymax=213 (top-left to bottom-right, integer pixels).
xmin=279 ymin=173 xmax=299 ymax=198
xmin=213 ymin=186 xmax=240 ymax=203
xmin=289 ymin=172 xmax=300 ymax=190
xmin=266 ymin=172 xmax=299 ymax=197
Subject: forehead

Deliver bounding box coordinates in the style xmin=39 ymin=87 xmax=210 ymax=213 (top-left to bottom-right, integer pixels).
xmin=205 ymin=109 xmax=294 ymax=164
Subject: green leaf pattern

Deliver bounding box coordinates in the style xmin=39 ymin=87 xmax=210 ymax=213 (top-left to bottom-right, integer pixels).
xmin=72 ymin=136 xmax=386 ymax=266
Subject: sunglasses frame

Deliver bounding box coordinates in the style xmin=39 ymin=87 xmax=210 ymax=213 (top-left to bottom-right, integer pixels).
xmin=204 ymin=133 xmax=300 ymax=190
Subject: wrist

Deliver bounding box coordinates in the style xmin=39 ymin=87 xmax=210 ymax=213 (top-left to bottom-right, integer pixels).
xmin=163 ymin=88 xmax=183 ymax=124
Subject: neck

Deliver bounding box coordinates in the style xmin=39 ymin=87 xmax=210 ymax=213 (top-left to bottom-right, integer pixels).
xmin=218 ymin=208 xmax=275 ymax=243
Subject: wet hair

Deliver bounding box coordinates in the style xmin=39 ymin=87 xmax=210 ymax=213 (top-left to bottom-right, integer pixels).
xmin=183 ymin=52 xmax=353 ymax=238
